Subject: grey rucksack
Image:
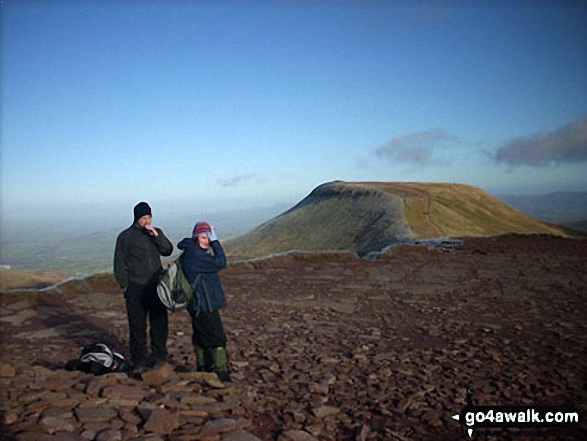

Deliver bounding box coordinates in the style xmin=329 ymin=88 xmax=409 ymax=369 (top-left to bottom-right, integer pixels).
xmin=157 ymin=258 xmax=199 ymax=312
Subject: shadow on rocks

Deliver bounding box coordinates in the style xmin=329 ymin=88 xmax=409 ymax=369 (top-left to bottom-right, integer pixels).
xmin=33 ymin=297 xmax=128 ymax=369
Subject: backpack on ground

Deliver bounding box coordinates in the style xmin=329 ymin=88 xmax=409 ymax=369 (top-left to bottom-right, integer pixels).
xmin=65 ymin=343 xmax=129 ymax=375
xmin=157 ymin=258 xmax=199 ymax=312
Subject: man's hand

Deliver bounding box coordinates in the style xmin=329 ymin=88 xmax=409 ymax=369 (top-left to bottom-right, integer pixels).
xmin=209 ymin=228 xmax=218 ymax=242
xmin=144 ymin=225 xmax=159 ymax=237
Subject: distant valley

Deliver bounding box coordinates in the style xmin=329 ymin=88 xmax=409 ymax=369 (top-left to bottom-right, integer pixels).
xmin=1 ymin=184 xmax=586 ymax=288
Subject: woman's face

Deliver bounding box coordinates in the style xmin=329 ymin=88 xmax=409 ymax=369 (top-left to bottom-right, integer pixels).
xmin=197 ymin=233 xmax=210 ymax=249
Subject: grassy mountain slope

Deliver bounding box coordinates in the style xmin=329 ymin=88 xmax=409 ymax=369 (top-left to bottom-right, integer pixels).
xmin=224 ymin=181 xmax=570 ymax=260
xmin=0 ymin=270 xmax=71 ymax=291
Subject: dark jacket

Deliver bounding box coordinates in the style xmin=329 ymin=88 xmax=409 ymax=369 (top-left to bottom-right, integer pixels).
xmin=114 ymin=224 xmax=173 ymax=287
xmin=177 ymin=238 xmax=227 ymax=315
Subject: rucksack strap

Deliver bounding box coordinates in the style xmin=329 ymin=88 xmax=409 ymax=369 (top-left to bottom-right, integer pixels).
xmin=80 ymin=343 xmax=114 ymax=368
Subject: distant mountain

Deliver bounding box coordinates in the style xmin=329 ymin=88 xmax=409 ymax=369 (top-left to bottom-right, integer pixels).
xmin=561 ymin=219 xmax=587 ymax=233
xmin=495 ymin=192 xmax=587 ymax=223
xmin=224 ymin=181 xmax=571 ymax=260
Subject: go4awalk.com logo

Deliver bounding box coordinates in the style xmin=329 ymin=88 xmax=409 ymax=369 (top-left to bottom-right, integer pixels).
xmin=452 ymin=404 xmax=582 ymax=438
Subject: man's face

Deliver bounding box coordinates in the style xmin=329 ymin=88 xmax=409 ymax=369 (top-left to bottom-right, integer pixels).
xmin=197 ymin=233 xmax=210 ymax=249
xmin=137 ymin=215 xmax=152 ymax=228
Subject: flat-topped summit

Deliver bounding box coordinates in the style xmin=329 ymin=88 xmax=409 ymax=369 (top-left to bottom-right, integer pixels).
xmin=224 ymin=181 xmax=570 ymax=260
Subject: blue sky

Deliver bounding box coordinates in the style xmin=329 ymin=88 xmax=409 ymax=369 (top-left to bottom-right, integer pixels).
xmin=2 ymin=0 xmax=587 ymax=225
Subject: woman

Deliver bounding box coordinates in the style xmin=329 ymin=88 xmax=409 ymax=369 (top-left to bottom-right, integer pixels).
xmin=177 ymin=221 xmax=231 ymax=382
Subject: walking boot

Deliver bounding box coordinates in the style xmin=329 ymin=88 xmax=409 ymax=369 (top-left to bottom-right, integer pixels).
xmin=210 ymin=346 xmax=231 ymax=382
xmin=194 ymin=345 xmax=211 ymax=372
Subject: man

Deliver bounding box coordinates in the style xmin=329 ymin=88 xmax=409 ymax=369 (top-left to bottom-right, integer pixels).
xmin=114 ymin=202 xmax=173 ymax=370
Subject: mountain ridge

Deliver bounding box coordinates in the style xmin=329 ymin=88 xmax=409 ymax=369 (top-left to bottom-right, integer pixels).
xmin=224 ymin=180 xmax=571 ymax=260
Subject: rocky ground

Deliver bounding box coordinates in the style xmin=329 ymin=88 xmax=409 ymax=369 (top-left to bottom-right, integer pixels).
xmin=1 ymin=234 xmax=586 ymax=441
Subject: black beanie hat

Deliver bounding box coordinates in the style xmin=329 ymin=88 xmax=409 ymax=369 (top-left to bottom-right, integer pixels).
xmin=133 ymin=202 xmax=152 ymax=222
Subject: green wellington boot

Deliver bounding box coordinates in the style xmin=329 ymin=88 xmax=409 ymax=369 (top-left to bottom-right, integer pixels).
xmin=194 ymin=345 xmax=212 ymax=372
xmin=209 ymin=346 xmax=231 ymax=382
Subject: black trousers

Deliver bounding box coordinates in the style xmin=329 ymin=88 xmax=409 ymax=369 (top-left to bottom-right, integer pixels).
xmin=125 ymin=282 xmax=168 ymax=365
xmin=189 ymin=309 xmax=227 ymax=349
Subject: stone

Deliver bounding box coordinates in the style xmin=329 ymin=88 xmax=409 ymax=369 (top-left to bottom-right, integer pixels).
xmin=119 ymin=409 xmax=142 ymax=425
xmin=51 ymin=433 xmax=88 ymax=441
xmin=191 ymin=401 xmax=234 ymax=418
xmin=32 ymin=366 xmax=56 ymax=379
xmin=421 ymin=409 xmax=444 ymax=428
xmin=75 ymin=407 xmax=118 ymax=423
xmin=231 ymin=361 xmax=249 ymax=368
xmin=15 ymin=389 xmax=49 ymax=404
xmin=2 ymin=409 xmax=20 ymax=425
xmin=42 ymin=407 xmax=74 ymax=419
xmin=221 ymin=430 xmax=263 ymax=441
xmin=15 ymin=433 xmax=60 ymax=441
xmin=80 ymin=422 xmax=112 ymax=434
xmin=177 ymin=371 xmax=221 ymax=382
xmin=205 ymin=378 xmax=226 ymax=389
xmin=0 ymin=363 xmax=16 ymax=377
xmin=136 ymin=436 xmax=165 ymax=441
xmin=95 ymin=429 xmax=122 ymax=441
xmin=310 ymin=405 xmax=340 ymax=418
xmin=277 ymin=430 xmax=319 ymax=441
xmin=137 ymin=402 xmax=160 ymax=422
xmin=180 ymin=408 xmax=209 ymax=419
xmin=109 ymin=418 xmax=124 ymax=430
xmin=39 ymin=415 xmax=76 ymax=434
xmin=302 ymin=425 xmax=322 ymax=438
xmin=80 ymin=430 xmax=96 ymax=440
xmin=143 ymin=408 xmax=180 ymax=435
xmin=308 ymin=382 xmax=329 ymax=395
xmin=101 ymin=385 xmax=149 ymax=400
xmin=180 ymin=394 xmax=217 ymax=405
xmin=194 ymin=418 xmax=238 ymax=438
xmin=171 ymin=426 xmax=220 ymax=440
xmin=122 ymin=422 xmax=139 ymax=435
xmin=85 ymin=374 xmax=119 ymax=396
xmin=397 ymin=391 xmax=424 ymax=413
xmin=355 ymin=424 xmax=369 ymax=441
xmin=141 ymin=362 xmax=176 ymax=386
xmin=106 ymin=398 xmax=140 ymax=407
xmin=235 ymin=418 xmax=253 ymax=430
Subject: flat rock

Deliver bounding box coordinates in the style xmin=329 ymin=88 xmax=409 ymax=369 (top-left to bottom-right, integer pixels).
xmin=143 ymin=408 xmax=180 ymax=435
xmin=40 ymin=415 xmax=77 ymax=433
xmin=277 ymin=430 xmax=319 ymax=441
xmin=42 ymin=406 xmax=74 ymax=419
xmin=0 ymin=363 xmax=16 ymax=377
xmin=75 ymin=407 xmax=118 ymax=423
xmin=32 ymin=365 xmax=56 ymax=379
xmin=195 ymin=418 xmax=238 ymax=437
xmin=101 ymin=385 xmax=149 ymax=400
xmin=15 ymin=433 xmax=60 ymax=441
xmin=221 ymin=430 xmax=264 ymax=441
xmin=51 ymin=433 xmax=88 ymax=441
xmin=180 ymin=394 xmax=217 ymax=405
xmin=177 ymin=371 xmax=220 ymax=382
xmin=120 ymin=409 xmax=142 ymax=425
xmin=355 ymin=424 xmax=369 ymax=441
xmin=95 ymin=429 xmax=122 ymax=441
xmin=2 ymin=408 xmax=21 ymax=425
xmin=141 ymin=362 xmax=176 ymax=386
xmin=85 ymin=374 xmax=120 ymax=396
xmin=310 ymin=405 xmax=340 ymax=418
